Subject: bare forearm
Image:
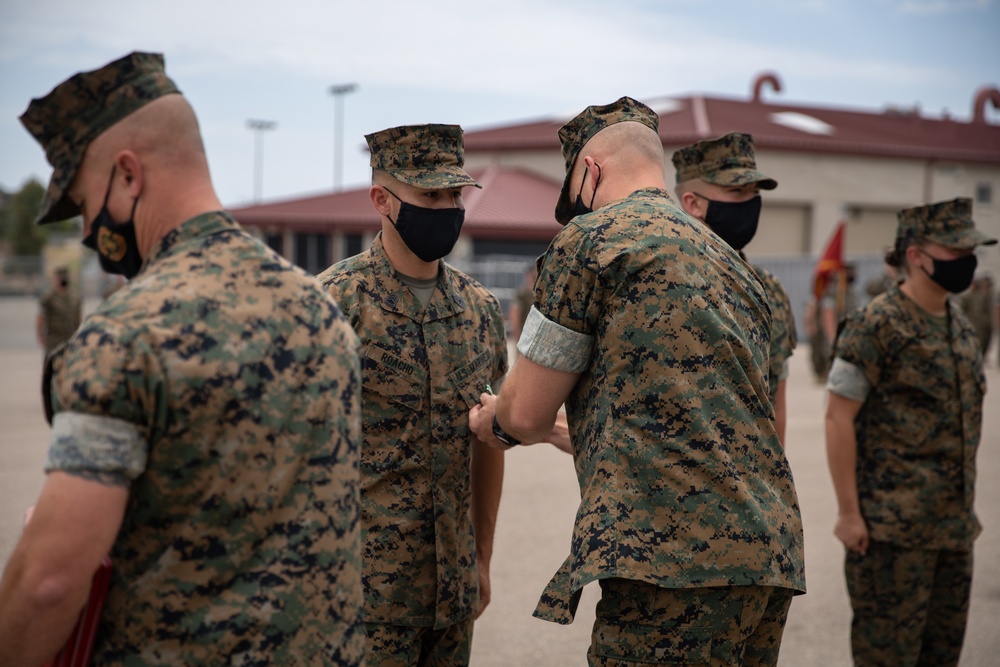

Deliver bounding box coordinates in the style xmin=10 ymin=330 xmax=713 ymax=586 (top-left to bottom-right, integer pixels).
xmin=774 ymin=380 xmax=787 ymax=447
xmin=470 ymin=439 xmax=504 ymax=564
xmin=0 ymin=548 xmax=89 ymax=666
xmin=825 ymin=411 xmax=860 ymax=515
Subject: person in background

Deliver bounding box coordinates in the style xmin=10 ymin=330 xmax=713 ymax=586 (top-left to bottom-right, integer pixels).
xmin=36 ymin=265 xmax=81 ymax=354
xmin=672 ymin=132 xmax=797 ymax=445
xmin=825 ymin=197 xmax=993 ymax=666
xmin=958 ymin=273 xmax=994 ymax=361
xmin=0 ymin=51 xmax=364 ymax=666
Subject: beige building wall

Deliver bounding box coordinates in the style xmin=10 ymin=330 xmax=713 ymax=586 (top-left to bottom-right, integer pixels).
xmin=465 ymin=146 xmax=1000 ymax=277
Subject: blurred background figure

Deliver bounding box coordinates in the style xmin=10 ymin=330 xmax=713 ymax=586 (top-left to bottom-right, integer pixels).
xmin=864 ymin=259 xmax=899 ymax=301
xmin=507 ymin=264 xmax=536 ymax=348
xmin=958 ymin=273 xmax=994 ymax=363
xmin=36 ymin=265 xmax=80 ymax=354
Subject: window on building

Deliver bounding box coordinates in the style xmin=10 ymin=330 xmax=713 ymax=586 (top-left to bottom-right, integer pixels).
xmin=975 ymin=183 xmax=992 ymax=205
xmin=265 ymin=233 xmax=283 ymax=256
xmin=294 ymin=233 xmax=331 ymax=275
xmin=344 ymin=233 xmax=364 ymax=259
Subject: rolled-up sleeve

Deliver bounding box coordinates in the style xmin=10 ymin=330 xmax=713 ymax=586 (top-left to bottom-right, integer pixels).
xmin=46 ymin=411 xmax=148 ymax=484
xmin=517 ymin=306 xmax=594 ymax=373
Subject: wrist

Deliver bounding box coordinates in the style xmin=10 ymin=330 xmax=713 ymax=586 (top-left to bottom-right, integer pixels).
xmin=491 ymin=415 xmax=521 ymax=446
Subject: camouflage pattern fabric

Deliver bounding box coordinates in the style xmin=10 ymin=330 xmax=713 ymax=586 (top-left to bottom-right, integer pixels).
xmin=529 ymin=187 xmax=805 ymax=624
xmin=44 ymin=211 xmax=365 ymax=665
xmin=364 ymin=619 xmax=474 ymax=667
xmin=896 ymin=197 xmax=996 ymax=249
xmin=39 ymin=287 xmax=81 ymax=352
xmin=19 ymin=52 xmax=179 ymax=225
xmin=554 ymin=96 xmax=659 ymax=224
xmin=366 ymin=124 xmax=481 ymax=191
xmin=833 ymin=286 xmax=984 ymax=549
xmin=750 ymin=262 xmax=797 ymax=403
xmin=958 ymin=282 xmax=995 ymax=354
xmin=588 ymin=578 xmax=793 ymax=666
xmin=319 ymin=234 xmax=508 ymax=629
xmin=845 ymin=541 xmax=972 ymax=667
xmin=671 ymin=132 xmax=777 ymax=190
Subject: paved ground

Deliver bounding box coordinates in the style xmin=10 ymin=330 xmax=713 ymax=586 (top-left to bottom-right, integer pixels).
xmin=1 ymin=295 xmax=998 ymax=665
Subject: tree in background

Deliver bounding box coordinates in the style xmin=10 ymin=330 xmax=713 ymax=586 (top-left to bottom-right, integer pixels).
xmin=0 ymin=178 xmax=78 ymax=257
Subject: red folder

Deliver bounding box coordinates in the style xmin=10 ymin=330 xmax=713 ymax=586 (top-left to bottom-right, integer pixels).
xmin=43 ymin=557 xmax=112 ymax=667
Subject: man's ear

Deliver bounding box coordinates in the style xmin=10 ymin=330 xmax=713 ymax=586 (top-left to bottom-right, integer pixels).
xmin=114 ymin=150 xmax=143 ymax=197
xmin=370 ymin=185 xmax=392 ymax=218
xmin=679 ymin=191 xmax=704 ymax=219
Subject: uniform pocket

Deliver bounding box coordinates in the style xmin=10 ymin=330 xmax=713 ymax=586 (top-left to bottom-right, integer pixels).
xmin=447 ymin=350 xmax=493 ymax=409
xmin=362 ymin=345 xmax=426 ymax=412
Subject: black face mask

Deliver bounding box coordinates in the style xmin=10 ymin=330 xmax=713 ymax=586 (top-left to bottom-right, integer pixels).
xmin=698 ymin=194 xmax=762 ymax=251
xmin=82 ymin=166 xmax=143 ymax=278
xmin=383 ymin=187 xmax=464 ymax=262
xmin=920 ymin=250 xmax=978 ymax=293
xmin=572 ymin=164 xmax=601 ymax=219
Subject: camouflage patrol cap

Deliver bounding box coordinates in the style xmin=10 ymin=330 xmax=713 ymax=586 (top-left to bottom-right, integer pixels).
xmin=896 ymin=197 xmax=996 ymax=249
xmin=671 ymin=132 xmax=777 ymax=190
xmin=19 ymin=52 xmax=180 ymax=225
xmin=366 ymin=124 xmax=481 ymax=190
xmin=555 ymin=96 xmax=659 ymax=225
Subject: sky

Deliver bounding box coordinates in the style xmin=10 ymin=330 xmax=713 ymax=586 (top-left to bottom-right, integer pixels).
xmin=0 ymin=0 xmax=997 ymax=209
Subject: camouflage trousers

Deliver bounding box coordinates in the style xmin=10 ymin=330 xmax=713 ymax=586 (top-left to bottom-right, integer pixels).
xmin=365 ymin=618 xmax=473 ymax=667
xmin=588 ymin=578 xmax=794 ymax=666
xmin=845 ymin=541 xmax=972 ymax=667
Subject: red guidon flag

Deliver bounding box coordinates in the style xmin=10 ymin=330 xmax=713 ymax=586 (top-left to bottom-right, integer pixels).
xmin=813 ymin=221 xmax=846 ymax=301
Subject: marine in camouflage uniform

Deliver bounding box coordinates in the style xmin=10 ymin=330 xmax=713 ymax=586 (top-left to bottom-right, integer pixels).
xmin=37 ymin=266 xmax=82 ymax=353
xmin=319 ymin=124 xmax=508 ymax=667
xmin=826 ymin=197 xmax=993 ymax=666
xmin=672 ymin=132 xmax=797 ymax=445
xmin=470 ymin=97 xmax=805 ymax=667
xmin=0 ymin=52 xmax=364 ymax=666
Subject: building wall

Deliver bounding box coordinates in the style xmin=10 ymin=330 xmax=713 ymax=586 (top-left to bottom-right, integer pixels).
xmin=464 ymin=146 xmax=1000 ymax=278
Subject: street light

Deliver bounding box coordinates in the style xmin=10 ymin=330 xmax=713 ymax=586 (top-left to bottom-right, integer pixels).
xmin=329 ymin=83 xmax=358 ymax=191
xmin=247 ymin=119 xmax=276 ymax=203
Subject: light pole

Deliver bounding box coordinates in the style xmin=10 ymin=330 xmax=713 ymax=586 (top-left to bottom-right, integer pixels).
xmin=329 ymin=83 xmax=358 ymax=191
xmin=247 ymin=119 xmax=277 ymax=203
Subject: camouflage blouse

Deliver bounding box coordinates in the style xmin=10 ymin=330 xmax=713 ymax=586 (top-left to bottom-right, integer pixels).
xmin=750 ymin=262 xmax=797 ymax=401
xmin=320 ymin=234 xmax=508 ymax=629
xmin=526 ymin=188 xmax=805 ymax=624
xmin=833 ymin=286 xmax=984 ymax=549
xmin=46 ymin=211 xmax=365 ymax=665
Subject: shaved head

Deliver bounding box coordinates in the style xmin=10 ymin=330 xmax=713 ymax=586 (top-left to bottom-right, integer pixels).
xmin=571 ymin=121 xmax=664 ymax=184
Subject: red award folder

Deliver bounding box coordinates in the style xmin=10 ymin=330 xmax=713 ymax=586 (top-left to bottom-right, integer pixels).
xmin=43 ymin=557 xmax=112 ymax=667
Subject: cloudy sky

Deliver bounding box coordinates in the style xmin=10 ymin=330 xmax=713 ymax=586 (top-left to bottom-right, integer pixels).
xmin=1 ymin=0 xmax=997 ymax=209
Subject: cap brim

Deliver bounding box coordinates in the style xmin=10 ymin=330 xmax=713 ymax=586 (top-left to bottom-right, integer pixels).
xmin=35 ymin=168 xmax=81 ymax=225
xmin=704 ymin=168 xmax=777 ymax=191
xmin=386 ymin=167 xmax=481 ymax=190
xmin=554 ymin=168 xmax=576 ymax=225
xmin=930 ymin=228 xmax=998 ymax=249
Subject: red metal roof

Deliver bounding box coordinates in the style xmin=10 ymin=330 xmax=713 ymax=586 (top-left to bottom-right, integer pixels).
xmin=230 ymin=165 xmax=564 ymax=241
xmin=463 ymin=94 xmax=1000 ymax=164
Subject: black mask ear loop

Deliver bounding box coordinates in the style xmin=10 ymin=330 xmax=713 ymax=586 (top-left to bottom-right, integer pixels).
xmin=576 ymin=163 xmax=602 ymax=210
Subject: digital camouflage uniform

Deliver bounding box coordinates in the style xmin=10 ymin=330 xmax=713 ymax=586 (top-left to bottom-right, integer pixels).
xmin=23 ymin=52 xmax=365 ymax=665
xmin=672 ymin=132 xmax=796 ymax=406
xmin=526 ymin=98 xmax=805 ymax=665
xmin=319 ymin=124 xmax=508 ymax=666
xmin=38 ymin=271 xmax=82 ymax=353
xmin=829 ymin=197 xmax=993 ymax=666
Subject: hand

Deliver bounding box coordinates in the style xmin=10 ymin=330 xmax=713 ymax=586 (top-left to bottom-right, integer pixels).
xmin=469 ymin=393 xmax=507 ymax=450
xmin=545 ymin=410 xmax=573 ymax=455
xmin=475 ymin=561 xmax=491 ymax=619
xmin=834 ymin=511 xmax=869 ymax=555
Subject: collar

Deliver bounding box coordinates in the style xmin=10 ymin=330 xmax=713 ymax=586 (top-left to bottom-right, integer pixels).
xmin=366 ymin=233 xmax=467 ymax=323
xmin=145 ymin=210 xmax=240 ymax=267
